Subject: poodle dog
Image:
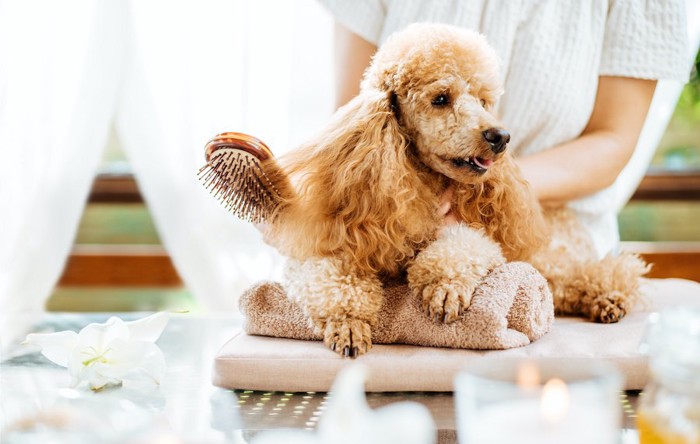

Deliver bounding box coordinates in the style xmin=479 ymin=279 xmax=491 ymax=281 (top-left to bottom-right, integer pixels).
xmin=264 ymin=23 xmax=647 ymax=358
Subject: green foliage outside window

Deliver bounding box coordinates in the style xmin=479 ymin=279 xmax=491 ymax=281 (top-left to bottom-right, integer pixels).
xmin=652 ymin=48 xmax=700 ymax=170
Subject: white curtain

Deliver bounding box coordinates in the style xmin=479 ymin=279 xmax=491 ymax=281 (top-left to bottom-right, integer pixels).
xmin=0 ymin=0 xmax=697 ymax=329
xmin=0 ymin=0 xmax=335 ymax=323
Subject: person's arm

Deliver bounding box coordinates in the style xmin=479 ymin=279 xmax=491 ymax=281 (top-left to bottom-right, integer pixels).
xmin=516 ymin=76 xmax=657 ymax=206
xmin=333 ymin=21 xmax=377 ymax=108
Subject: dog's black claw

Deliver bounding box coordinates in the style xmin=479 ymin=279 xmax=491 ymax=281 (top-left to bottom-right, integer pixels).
xmin=331 ymin=342 xmax=337 ymax=351
xmin=343 ymin=346 xmax=350 ymax=358
xmin=442 ymin=313 xmax=448 ymax=323
xmin=351 ymin=346 xmax=359 ymax=358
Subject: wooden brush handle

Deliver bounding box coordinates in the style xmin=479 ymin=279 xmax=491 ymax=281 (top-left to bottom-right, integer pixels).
xmin=205 ymin=132 xmax=273 ymax=162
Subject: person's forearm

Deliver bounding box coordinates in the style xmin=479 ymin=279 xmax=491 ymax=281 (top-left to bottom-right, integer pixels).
xmin=516 ymin=76 xmax=657 ymax=205
xmin=333 ymin=22 xmax=376 ymax=108
xmin=516 ymin=130 xmax=630 ymax=205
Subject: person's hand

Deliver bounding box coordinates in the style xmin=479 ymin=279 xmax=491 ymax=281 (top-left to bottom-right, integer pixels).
xmin=253 ymin=222 xmax=276 ymax=247
xmin=438 ymin=184 xmax=460 ymax=226
xmin=254 ymin=222 xmax=268 ymax=235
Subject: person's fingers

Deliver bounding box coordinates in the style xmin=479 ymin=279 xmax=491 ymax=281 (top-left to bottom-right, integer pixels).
xmin=443 ymin=211 xmax=460 ymax=226
xmin=438 ymin=184 xmax=455 ymax=216
xmin=254 ymin=222 xmax=274 ymax=246
xmin=438 ymin=184 xmax=460 ymax=227
xmin=438 ymin=200 xmax=451 ymax=217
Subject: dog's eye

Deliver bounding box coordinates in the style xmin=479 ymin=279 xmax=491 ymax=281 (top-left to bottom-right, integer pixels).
xmin=480 ymin=99 xmax=487 ymax=108
xmin=431 ymin=93 xmax=450 ymax=107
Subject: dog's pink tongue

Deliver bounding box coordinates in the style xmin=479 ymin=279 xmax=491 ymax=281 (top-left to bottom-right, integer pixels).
xmin=473 ymin=157 xmax=493 ymax=169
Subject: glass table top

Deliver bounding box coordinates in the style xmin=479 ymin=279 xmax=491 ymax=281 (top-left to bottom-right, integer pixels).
xmin=0 ymin=313 xmax=642 ymax=443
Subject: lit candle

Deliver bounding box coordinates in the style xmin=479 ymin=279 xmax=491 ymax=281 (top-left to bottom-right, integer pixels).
xmin=540 ymin=378 xmax=569 ymax=424
xmin=456 ymin=359 xmax=622 ymax=444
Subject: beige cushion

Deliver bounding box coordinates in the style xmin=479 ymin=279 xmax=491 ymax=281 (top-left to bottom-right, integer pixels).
xmin=213 ymin=278 xmax=700 ymax=392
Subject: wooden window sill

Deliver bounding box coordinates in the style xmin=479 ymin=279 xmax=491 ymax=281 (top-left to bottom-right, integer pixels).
xmin=60 ymin=170 xmax=700 ymax=287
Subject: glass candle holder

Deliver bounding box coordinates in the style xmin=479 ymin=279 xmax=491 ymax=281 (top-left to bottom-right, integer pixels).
xmin=637 ymin=307 xmax=700 ymax=443
xmin=455 ymin=358 xmax=622 ymax=444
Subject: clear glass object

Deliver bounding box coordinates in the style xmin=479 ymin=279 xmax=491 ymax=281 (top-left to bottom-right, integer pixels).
xmin=455 ymin=358 xmax=622 ymax=444
xmin=637 ymin=307 xmax=700 ymax=443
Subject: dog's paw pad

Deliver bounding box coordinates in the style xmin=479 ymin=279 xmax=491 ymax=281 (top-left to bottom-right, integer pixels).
xmin=419 ymin=282 xmax=472 ymax=324
xmin=323 ymin=319 xmax=372 ymax=358
xmin=591 ymin=291 xmax=627 ymax=324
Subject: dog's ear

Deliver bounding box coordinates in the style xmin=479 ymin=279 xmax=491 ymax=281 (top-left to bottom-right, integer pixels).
xmin=287 ymin=89 xmax=412 ymax=194
xmin=280 ymin=89 xmax=434 ymax=274
xmin=453 ymin=154 xmax=549 ymax=261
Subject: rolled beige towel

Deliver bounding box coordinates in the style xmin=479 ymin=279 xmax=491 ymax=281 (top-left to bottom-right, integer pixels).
xmin=240 ymin=262 xmax=554 ymax=350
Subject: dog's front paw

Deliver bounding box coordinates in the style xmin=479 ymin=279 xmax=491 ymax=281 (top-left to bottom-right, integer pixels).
xmin=418 ymin=281 xmax=473 ymax=323
xmin=589 ymin=291 xmax=628 ymax=323
xmin=407 ymin=224 xmax=504 ymax=324
xmin=322 ymin=319 xmax=372 ymax=358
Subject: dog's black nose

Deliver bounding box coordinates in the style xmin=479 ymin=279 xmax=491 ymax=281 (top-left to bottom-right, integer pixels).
xmin=482 ymin=127 xmax=510 ymax=154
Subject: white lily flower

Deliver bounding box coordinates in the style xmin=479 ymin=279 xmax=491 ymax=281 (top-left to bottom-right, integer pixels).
xmin=23 ymin=312 xmax=169 ymax=391
xmin=253 ymin=364 xmax=436 ymax=444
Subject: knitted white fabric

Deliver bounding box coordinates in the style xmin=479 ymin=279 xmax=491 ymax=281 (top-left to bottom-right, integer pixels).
xmin=320 ymin=0 xmax=690 ymax=257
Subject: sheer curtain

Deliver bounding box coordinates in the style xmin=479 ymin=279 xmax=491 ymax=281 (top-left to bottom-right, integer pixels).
xmin=0 ymin=0 xmax=334 ymax=323
xmin=1 ymin=0 xmax=697 ymax=328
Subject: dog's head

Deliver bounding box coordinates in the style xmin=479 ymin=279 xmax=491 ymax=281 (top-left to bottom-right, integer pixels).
xmin=362 ymin=23 xmax=507 ymax=183
xmin=278 ymin=24 xmax=545 ymax=268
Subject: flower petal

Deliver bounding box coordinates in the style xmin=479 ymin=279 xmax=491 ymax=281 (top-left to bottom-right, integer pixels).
xmin=23 ymin=330 xmax=78 ymax=367
xmin=125 ymin=312 xmax=169 ymax=342
xmin=317 ymin=364 xmax=372 ymax=442
xmin=369 ymin=402 xmax=436 ymax=444
xmin=67 ymin=347 xmax=87 ymax=387
xmin=66 ymin=348 xmax=121 ymax=390
xmin=77 ymin=317 xmax=130 ymax=352
xmin=101 ymin=339 xmax=166 ymax=386
xmin=84 ymin=362 xmax=121 ymax=390
xmin=316 ymin=364 xmax=436 ymax=444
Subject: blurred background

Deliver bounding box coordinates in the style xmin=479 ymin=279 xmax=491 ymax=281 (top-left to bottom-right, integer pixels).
xmin=1 ymin=0 xmax=698 ymax=313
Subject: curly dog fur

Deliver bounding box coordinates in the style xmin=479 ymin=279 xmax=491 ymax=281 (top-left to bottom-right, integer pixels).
xmin=265 ymin=23 xmax=648 ymax=357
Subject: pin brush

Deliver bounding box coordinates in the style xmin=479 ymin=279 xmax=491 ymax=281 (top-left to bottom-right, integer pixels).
xmin=198 ymin=132 xmax=287 ymax=224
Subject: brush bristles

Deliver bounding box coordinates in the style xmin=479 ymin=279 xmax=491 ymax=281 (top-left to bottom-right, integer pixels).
xmin=198 ymin=149 xmax=280 ymax=224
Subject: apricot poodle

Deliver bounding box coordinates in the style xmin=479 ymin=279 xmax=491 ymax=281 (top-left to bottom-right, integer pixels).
xmin=264 ymin=23 xmax=648 ymax=358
